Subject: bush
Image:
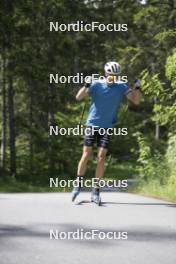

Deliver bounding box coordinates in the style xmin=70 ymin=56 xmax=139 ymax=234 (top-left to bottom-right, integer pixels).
xmin=136 ymin=133 xmax=167 ymax=183
xmin=135 ymin=133 xmax=176 ymax=201
xmin=166 ymin=134 xmax=176 ymax=188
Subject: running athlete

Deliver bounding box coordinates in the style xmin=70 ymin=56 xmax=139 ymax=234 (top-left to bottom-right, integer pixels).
xmin=72 ymin=61 xmax=141 ymax=205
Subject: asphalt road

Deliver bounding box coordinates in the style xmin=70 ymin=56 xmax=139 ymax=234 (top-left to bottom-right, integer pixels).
xmin=0 ymin=192 xmax=176 ymax=264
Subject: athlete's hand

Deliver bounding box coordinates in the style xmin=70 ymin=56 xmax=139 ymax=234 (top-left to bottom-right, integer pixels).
xmin=84 ymin=76 xmax=92 ymax=88
xmin=134 ymin=79 xmax=141 ymax=89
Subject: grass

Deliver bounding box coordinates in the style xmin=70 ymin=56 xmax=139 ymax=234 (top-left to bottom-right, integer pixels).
xmin=0 ymin=179 xmax=70 ymax=193
xmin=87 ymin=160 xmax=138 ymax=180
xmin=0 ymin=161 xmax=137 ymax=193
xmin=1 ymin=162 xmax=175 ymax=203
xmin=104 ymin=162 xmax=138 ymax=180
xmin=133 ymin=180 xmax=176 ymax=203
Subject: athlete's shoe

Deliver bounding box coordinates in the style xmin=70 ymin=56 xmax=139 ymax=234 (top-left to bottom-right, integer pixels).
xmin=72 ymin=186 xmax=81 ymax=202
xmin=72 ymin=176 xmax=83 ymax=202
xmin=91 ymin=187 xmax=101 ymax=206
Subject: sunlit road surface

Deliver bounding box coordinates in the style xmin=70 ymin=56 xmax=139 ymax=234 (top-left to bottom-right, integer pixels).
xmin=0 ymin=192 xmax=176 ymax=264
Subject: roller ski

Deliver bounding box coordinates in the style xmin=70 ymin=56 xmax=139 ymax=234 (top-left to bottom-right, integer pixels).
xmin=91 ymin=187 xmax=102 ymax=206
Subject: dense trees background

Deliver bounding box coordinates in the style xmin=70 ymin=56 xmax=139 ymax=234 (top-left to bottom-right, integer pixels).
xmin=0 ymin=0 xmax=176 ymax=196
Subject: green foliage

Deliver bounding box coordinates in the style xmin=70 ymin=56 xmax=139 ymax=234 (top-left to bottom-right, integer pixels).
xmin=153 ymin=104 xmax=176 ymax=129
xmin=135 ymin=131 xmax=176 ymax=201
xmin=154 ymin=30 xmax=176 ymax=44
xmin=135 ymin=48 xmax=176 ymax=200
xmin=166 ymin=134 xmax=176 ymax=188
xmin=0 ymin=0 xmax=176 ymax=201
xmin=152 ymin=50 xmax=176 ymax=131
xmin=135 ymin=133 xmax=167 ymax=182
xmin=141 ymin=70 xmax=164 ymax=98
xmin=165 ymin=49 xmax=176 ymax=88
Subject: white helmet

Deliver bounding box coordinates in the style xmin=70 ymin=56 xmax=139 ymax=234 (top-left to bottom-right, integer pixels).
xmin=104 ymin=61 xmax=121 ymax=75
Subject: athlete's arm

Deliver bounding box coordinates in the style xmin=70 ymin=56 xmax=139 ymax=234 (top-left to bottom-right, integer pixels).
xmin=76 ymin=78 xmax=92 ymax=101
xmin=126 ymin=79 xmax=141 ymax=105
xmin=75 ymin=86 xmax=89 ymax=101
xmin=127 ymin=89 xmax=141 ymax=105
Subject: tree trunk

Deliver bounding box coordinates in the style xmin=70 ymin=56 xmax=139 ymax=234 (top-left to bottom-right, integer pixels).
xmin=28 ymin=82 xmax=34 ymax=174
xmin=154 ymin=96 xmax=160 ymax=140
xmin=8 ymin=75 xmax=16 ymax=176
xmin=47 ymin=85 xmax=55 ymax=175
xmin=0 ymin=55 xmax=7 ymax=173
xmin=168 ymin=0 xmax=175 ymax=27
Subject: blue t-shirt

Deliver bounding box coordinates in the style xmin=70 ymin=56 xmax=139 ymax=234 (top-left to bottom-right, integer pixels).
xmin=86 ymin=80 xmax=129 ymax=128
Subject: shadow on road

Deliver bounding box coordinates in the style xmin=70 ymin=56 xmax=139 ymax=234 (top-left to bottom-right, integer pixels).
xmin=0 ymin=222 xmax=176 ymax=248
xmin=75 ymin=200 xmax=176 ymax=208
xmin=75 ymin=200 xmax=106 ymax=207
xmin=101 ymin=202 xmax=176 ymax=208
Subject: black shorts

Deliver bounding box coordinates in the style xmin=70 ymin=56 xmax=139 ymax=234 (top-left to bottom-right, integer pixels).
xmin=84 ymin=127 xmax=110 ymax=149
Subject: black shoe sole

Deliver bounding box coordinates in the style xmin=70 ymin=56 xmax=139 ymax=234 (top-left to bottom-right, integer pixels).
xmin=91 ymin=200 xmax=101 ymax=206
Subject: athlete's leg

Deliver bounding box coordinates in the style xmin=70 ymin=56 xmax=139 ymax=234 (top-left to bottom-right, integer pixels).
xmin=95 ymin=147 xmax=107 ymax=179
xmin=95 ymin=130 xmax=110 ymax=179
xmin=91 ymin=131 xmax=110 ymax=205
xmin=72 ymin=146 xmax=92 ymax=202
xmin=77 ymin=146 xmax=92 ymax=176
xmin=91 ymin=147 xmax=107 ymax=205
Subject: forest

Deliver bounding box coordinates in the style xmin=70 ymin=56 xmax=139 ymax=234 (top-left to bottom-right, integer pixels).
xmin=0 ymin=0 xmax=176 ymax=200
